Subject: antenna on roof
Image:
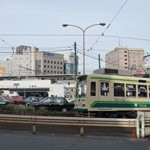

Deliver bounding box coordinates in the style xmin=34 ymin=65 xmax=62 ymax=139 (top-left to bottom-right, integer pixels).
xmin=118 ymin=39 xmax=121 ymax=47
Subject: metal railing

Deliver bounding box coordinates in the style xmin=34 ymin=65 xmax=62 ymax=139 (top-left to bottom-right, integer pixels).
xmin=0 ymin=114 xmax=136 ymax=127
xmin=1 ymin=112 xmax=150 ymax=139
xmin=0 ymin=114 xmax=136 ymax=136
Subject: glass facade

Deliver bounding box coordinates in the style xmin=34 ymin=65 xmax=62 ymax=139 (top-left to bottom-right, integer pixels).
xmin=65 ymin=63 xmax=75 ymax=74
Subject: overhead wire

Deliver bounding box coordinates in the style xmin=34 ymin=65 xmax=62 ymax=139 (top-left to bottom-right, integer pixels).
xmin=77 ymin=44 xmax=137 ymax=71
xmin=0 ymin=38 xmax=15 ymax=54
xmin=104 ymin=34 xmax=150 ymax=42
xmin=88 ymin=0 xmax=129 ymax=51
xmin=0 ymin=33 xmax=150 ymax=41
xmin=76 ymin=43 xmax=105 ymax=59
xmin=103 ymin=0 xmax=129 ymax=34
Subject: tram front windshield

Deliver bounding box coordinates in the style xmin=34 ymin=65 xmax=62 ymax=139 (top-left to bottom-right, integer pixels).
xmin=76 ymin=75 xmax=87 ymax=98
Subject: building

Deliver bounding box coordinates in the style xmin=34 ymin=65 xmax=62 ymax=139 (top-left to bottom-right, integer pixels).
xmin=0 ymin=45 xmax=39 ymax=76
xmin=36 ymin=51 xmax=64 ymax=75
xmin=0 ymin=45 xmax=66 ymax=76
xmin=105 ymin=46 xmax=145 ymax=74
xmin=64 ymin=52 xmax=78 ymax=74
xmin=0 ymin=78 xmax=75 ymax=101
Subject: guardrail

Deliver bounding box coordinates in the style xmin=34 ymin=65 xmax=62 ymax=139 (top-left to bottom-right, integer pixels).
xmin=1 ymin=112 xmax=150 ymax=139
xmin=0 ymin=114 xmax=136 ymax=127
xmin=0 ymin=114 xmax=136 ymax=136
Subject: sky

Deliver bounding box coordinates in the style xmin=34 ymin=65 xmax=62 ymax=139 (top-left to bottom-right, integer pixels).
xmin=0 ymin=0 xmax=150 ymax=74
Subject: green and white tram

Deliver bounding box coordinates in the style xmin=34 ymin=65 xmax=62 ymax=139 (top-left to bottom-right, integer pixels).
xmin=74 ymin=74 xmax=150 ymax=117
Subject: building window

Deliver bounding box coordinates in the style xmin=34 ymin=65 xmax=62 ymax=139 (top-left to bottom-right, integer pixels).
xmin=57 ymin=62 xmax=59 ymax=64
xmin=51 ymin=61 xmax=53 ymax=64
xmin=47 ymin=60 xmax=49 ymax=63
xmin=44 ymin=65 xmax=46 ymax=68
xmin=44 ymin=60 xmax=46 ymax=63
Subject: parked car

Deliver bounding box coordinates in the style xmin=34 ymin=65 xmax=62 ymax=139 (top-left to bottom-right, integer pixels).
xmin=33 ymin=97 xmax=74 ymax=111
xmin=1 ymin=96 xmax=13 ymax=103
xmin=0 ymin=96 xmax=12 ymax=105
xmin=2 ymin=95 xmax=25 ymax=105
xmin=24 ymin=96 xmax=40 ymax=106
xmin=11 ymin=96 xmax=26 ymax=104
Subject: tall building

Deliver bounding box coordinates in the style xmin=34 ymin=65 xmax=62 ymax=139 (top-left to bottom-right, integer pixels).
xmin=105 ymin=47 xmax=145 ymax=73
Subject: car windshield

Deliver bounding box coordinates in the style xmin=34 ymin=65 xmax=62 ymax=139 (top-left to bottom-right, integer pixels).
xmin=42 ymin=97 xmax=53 ymax=103
xmin=54 ymin=97 xmax=67 ymax=104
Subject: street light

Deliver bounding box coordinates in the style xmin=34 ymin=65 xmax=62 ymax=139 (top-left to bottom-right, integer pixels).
xmin=62 ymin=23 xmax=106 ymax=74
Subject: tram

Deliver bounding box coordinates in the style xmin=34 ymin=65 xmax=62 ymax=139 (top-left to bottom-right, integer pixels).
xmin=74 ymin=74 xmax=150 ymax=117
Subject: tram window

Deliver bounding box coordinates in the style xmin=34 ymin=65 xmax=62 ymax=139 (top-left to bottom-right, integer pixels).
xmin=77 ymin=81 xmax=86 ymax=97
xmin=126 ymin=84 xmax=136 ymax=97
xmin=101 ymin=82 xmax=109 ymax=96
xmin=138 ymin=85 xmax=147 ymax=98
xmin=149 ymin=86 xmax=150 ymax=98
xmin=114 ymin=83 xmax=125 ymax=97
xmin=90 ymin=82 xmax=96 ymax=96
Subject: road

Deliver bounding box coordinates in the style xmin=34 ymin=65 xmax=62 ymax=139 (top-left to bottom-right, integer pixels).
xmin=0 ymin=128 xmax=149 ymax=150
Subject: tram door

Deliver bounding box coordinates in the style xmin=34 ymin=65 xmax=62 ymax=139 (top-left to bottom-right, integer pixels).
xmin=99 ymin=81 xmax=110 ymax=101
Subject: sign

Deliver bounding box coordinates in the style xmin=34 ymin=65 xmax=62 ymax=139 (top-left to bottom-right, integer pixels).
xmin=44 ymin=52 xmax=54 ymax=57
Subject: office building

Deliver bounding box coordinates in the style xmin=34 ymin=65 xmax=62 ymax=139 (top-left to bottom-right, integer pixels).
xmin=105 ymin=46 xmax=145 ymax=74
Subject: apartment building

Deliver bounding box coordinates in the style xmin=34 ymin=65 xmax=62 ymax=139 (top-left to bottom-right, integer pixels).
xmin=105 ymin=47 xmax=145 ymax=73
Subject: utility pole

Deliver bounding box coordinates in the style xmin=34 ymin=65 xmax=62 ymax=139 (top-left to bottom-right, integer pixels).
xmin=74 ymin=42 xmax=77 ymax=79
xmin=98 ymin=54 xmax=101 ymax=69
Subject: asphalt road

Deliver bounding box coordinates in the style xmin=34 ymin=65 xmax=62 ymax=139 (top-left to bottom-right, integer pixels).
xmin=0 ymin=128 xmax=149 ymax=150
